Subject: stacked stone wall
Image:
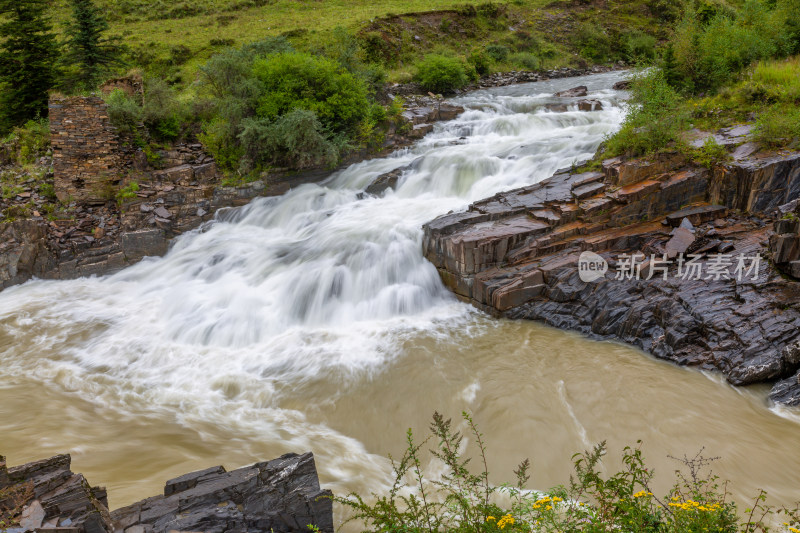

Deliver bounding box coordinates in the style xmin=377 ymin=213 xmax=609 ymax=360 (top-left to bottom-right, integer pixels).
xmin=49 ymin=96 xmax=122 ymax=205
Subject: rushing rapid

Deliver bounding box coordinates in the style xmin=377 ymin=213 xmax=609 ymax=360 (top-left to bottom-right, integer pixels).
xmin=2 ymin=71 xmax=800 ymax=513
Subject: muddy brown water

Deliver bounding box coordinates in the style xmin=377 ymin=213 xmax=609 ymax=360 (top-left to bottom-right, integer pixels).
xmin=2 ymin=319 xmax=799 ymax=514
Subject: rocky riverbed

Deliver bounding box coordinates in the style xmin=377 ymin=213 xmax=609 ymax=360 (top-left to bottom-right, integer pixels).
xmin=0 ymin=100 xmax=464 ymax=290
xmin=422 ymin=124 xmax=800 ymax=406
xmin=0 ymin=452 xmax=332 ymax=533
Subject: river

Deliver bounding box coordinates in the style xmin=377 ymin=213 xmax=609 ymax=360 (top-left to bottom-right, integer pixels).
xmin=1 ymin=71 xmax=799 ymax=516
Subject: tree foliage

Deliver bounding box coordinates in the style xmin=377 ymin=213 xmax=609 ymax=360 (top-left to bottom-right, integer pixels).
xmin=0 ymin=0 xmax=58 ymax=132
xmin=63 ymin=0 xmax=121 ymax=90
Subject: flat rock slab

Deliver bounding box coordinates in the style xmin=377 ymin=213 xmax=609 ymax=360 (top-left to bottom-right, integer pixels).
xmin=665 ymin=227 xmax=695 ymax=259
xmin=666 ymin=205 xmax=728 ymax=227
xmin=572 ymin=181 xmax=606 ymax=200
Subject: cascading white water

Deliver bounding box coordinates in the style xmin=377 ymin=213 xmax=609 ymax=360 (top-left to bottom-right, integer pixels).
xmin=0 ymin=70 xmax=626 ymax=496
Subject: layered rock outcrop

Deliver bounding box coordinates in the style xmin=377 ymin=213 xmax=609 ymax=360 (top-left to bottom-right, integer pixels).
xmin=0 ymin=96 xmax=465 ymax=291
xmin=423 ymin=140 xmax=800 ymax=405
xmin=0 ymin=452 xmax=332 ymax=533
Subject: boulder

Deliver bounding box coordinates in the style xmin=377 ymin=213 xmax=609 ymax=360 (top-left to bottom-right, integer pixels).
xmin=770 ymin=370 xmax=800 ymax=406
xmin=577 ymin=99 xmax=603 ymax=111
xmin=365 ymin=166 xmax=409 ymax=195
xmin=554 ymin=85 xmax=588 ymax=97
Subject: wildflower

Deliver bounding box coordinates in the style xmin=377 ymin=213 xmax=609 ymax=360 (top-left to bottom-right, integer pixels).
xmin=497 ymin=514 xmax=515 ymax=529
xmin=486 ymin=516 xmax=496 ymax=522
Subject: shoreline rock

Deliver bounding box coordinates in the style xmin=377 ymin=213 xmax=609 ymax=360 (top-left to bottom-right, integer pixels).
xmin=422 ymin=145 xmax=800 ymax=405
xmin=0 ymin=453 xmax=333 ymax=533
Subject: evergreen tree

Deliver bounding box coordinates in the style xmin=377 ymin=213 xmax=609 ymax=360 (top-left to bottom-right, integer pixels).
xmin=64 ymin=0 xmax=119 ymax=90
xmin=0 ymin=0 xmax=58 ymax=132
xmin=661 ymin=43 xmax=682 ymax=90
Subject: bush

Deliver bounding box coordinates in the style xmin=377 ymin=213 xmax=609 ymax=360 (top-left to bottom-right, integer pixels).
xmin=2 ymin=118 xmax=50 ymax=166
xmin=253 ymin=52 xmax=369 ymax=134
xmin=686 ymin=136 xmax=730 ymax=168
xmin=752 ymin=104 xmax=800 ymax=148
xmin=509 ymin=52 xmax=539 ymax=70
xmin=105 ymin=89 xmax=142 ymax=133
xmin=414 ymin=54 xmax=470 ymax=94
xmin=485 ymin=44 xmax=510 ymax=62
xmin=575 ymin=22 xmax=614 ymax=63
xmin=238 ymin=109 xmax=338 ymax=170
xmin=337 ymin=412 xmax=794 ymax=533
xmin=467 ymin=49 xmax=492 ymax=77
xmin=648 ymin=0 xmax=684 ymax=22
xmin=115 ymin=180 xmax=139 ymax=204
xmin=604 ymin=70 xmax=687 ymax=157
xmin=143 ymin=78 xmax=183 ymax=140
xmin=669 ymin=0 xmax=792 ymax=93
xmin=625 ymin=31 xmax=657 ymax=63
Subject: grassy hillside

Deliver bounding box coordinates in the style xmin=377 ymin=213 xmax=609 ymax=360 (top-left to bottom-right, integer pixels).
xmin=51 ymin=0 xmax=672 ymax=85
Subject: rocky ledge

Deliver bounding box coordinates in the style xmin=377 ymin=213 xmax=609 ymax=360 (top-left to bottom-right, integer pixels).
xmin=0 ymin=452 xmax=332 ymax=533
xmin=422 ymin=128 xmax=800 ymax=406
xmin=0 ymin=99 xmax=465 ymax=292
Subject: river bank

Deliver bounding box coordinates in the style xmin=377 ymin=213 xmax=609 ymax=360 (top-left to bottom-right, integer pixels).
xmin=421 ymin=125 xmax=800 ymax=406
xmin=0 ymin=65 xmax=623 ymax=292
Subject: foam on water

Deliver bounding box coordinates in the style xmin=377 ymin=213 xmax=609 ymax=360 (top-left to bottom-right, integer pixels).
xmin=0 ymin=71 xmax=627 ymax=491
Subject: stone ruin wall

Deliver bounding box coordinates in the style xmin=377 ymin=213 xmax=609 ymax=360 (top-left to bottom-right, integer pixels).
xmin=49 ymin=96 xmax=124 ymax=205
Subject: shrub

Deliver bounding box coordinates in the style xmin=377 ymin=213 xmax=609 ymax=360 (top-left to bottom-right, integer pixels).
xmin=648 ymin=0 xmax=684 ymax=22
xmin=625 ymin=31 xmax=657 ymax=63
xmin=105 ymin=89 xmax=142 ymax=133
xmin=485 ymin=44 xmax=510 ymax=62
xmin=509 ymin=52 xmax=539 ymax=70
xmin=604 ymin=70 xmax=687 ymax=157
xmin=752 ymin=104 xmax=800 ymax=148
xmin=686 ymin=136 xmax=730 ymax=168
xmin=669 ymin=0 xmax=792 ymax=93
xmin=143 ymin=78 xmax=183 ymax=140
xmin=467 ymin=49 xmax=492 ymax=77
xmin=2 ymin=118 xmax=50 ymax=165
xmin=115 ymin=180 xmax=139 ymax=204
xmin=414 ymin=54 xmax=470 ymax=94
xmin=238 ymin=109 xmax=338 ymax=170
xmin=253 ymin=52 xmax=369 ymax=134
xmin=575 ymin=22 xmax=614 ymax=63
xmin=198 ymin=117 xmax=244 ymax=171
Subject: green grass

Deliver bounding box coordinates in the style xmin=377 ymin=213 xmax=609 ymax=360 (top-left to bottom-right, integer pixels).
xmin=686 ymin=56 xmax=800 ymax=146
xmin=50 ymin=0 xmax=664 ymax=85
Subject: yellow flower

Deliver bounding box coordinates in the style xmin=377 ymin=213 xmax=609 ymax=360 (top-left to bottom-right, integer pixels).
xmin=486 ymin=516 xmax=496 ymax=522
xmin=497 ymin=514 xmax=515 ymax=529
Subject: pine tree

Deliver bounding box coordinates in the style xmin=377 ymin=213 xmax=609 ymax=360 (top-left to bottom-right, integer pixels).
xmin=0 ymin=0 xmax=58 ymax=132
xmin=64 ymin=0 xmax=119 ymax=90
xmin=661 ymin=43 xmax=681 ymax=90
